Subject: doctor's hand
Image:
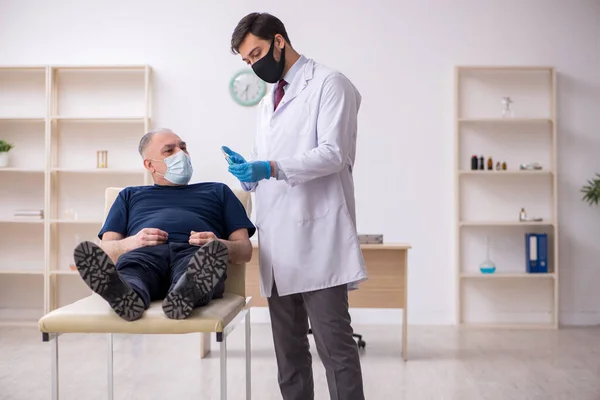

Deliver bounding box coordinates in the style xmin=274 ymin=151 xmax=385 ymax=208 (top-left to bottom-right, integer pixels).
xmin=221 ymin=146 xmax=246 ymax=164
xmin=228 ymin=161 xmax=271 ymax=183
xmin=189 ymin=231 xmax=218 ymax=246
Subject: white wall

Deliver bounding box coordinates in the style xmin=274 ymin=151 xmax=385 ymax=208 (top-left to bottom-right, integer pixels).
xmin=1 ymin=0 xmax=598 ymax=325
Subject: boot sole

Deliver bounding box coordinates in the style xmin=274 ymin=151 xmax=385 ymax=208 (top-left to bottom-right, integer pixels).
xmin=73 ymin=241 xmax=145 ymax=321
xmin=162 ymin=240 xmax=228 ymax=319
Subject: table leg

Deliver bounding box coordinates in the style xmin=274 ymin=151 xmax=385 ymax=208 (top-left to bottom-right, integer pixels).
xmin=402 ymin=250 xmax=408 ymax=361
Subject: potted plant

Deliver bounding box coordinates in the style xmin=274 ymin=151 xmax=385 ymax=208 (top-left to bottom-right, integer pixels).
xmin=581 ymin=173 xmax=600 ymax=205
xmin=0 ymin=140 xmax=14 ymax=168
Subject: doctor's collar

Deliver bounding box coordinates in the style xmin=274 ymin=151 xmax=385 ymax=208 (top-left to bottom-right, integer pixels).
xmin=279 ymin=54 xmax=308 ymax=88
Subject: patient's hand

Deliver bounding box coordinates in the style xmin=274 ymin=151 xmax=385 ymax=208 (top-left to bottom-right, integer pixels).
xmin=133 ymin=228 xmax=168 ymax=247
xmin=189 ymin=231 xmax=217 ymax=246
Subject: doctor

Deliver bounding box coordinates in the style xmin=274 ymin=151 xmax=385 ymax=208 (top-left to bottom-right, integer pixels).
xmin=225 ymin=12 xmax=368 ymax=400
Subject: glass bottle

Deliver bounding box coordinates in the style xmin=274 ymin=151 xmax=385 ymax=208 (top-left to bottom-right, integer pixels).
xmin=471 ymin=155 xmax=478 ymax=170
xmin=519 ymin=208 xmax=527 ymax=221
xmin=501 ymin=96 xmax=514 ymax=118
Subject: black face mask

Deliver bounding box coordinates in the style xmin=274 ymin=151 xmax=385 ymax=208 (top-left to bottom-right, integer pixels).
xmin=252 ymin=39 xmax=286 ymax=84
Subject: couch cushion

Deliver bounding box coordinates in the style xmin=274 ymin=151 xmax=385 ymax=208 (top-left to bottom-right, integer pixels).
xmin=38 ymin=293 xmax=246 ymax=334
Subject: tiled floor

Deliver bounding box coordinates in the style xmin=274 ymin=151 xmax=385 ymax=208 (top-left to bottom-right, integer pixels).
xmin=1 ymin=323 xmax=599 ymax=399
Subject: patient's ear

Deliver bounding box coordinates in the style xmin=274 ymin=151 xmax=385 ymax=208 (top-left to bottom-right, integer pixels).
xmin=143 ymin=159 xmax=154 ymax=173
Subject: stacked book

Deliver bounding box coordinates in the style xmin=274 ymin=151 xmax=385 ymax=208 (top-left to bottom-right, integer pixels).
xmin=13 ymin=209 xmax=44 ymax=221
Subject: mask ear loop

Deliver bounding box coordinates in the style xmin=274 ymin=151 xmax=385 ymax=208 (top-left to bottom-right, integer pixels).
xmin=274 ymin=36 xmax=286 ymax=79
xmin=268 ymin=37 xmax=276 ymax=54
xmin=147 ymin=158 xmax=165 ymax=177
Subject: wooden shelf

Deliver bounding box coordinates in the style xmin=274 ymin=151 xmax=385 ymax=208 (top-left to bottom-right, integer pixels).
xmin=457 ymin=65 xmax=554 ymax=72
xmin=459 ymin=221 xmax=553 ymax=227
xmin=0 ymin=167 xmax=45 ymax=173
xmin=459 ymin=170 xmax=553 ymax=176
xmin=0 ymin=219 xmax=44 ymax=224
xmin=460 ymin=272 xmax=555 ymax=279
xmin=51 ymin=116 xmax=146 ymax=122
xmin=0 ymin=117 xmax=45 ymax=121
xmin=49 ymin=219 xmax=103 ymax=225
xmin=50 ymin=270 xmax=79 ymax=276
xmin=51 ymin=167 xmax=145 ymax=174
xmin=52 ymin=65 xmax=148 ymax=71
xmin=0 ymin=270 xmax=44 ymax=275
xmin=455 ymin=65 xmax=558 ymax=329
xmin=0 ymin=64 xmax=152 ymax=325
xmin=0 ymin=66 xmax=46 ymax=70
xmin=458 ymin=118 xmax=553 ymax=124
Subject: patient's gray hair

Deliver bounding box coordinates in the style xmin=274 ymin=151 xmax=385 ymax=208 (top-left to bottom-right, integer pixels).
xmin=138 ymin=128 xmax=174 ymax=157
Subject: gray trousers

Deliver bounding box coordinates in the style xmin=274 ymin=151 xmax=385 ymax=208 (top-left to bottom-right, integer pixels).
xmin=268 ymin=281 xmax=365 ymax=400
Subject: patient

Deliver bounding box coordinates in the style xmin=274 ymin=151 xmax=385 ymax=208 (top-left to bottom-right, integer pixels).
xmin=73 ymin=128 xmax=255 ymax=321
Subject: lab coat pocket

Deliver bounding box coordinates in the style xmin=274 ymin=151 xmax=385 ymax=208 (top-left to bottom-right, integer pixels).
xmin=283 ymin=102 xmax=311 ymax=137
xmin=287 ymin=176 xmax=330 ymax=222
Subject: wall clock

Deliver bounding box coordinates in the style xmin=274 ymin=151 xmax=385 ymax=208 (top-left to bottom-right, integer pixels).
xmin=229 ymin=69 xmax=267 ymax=107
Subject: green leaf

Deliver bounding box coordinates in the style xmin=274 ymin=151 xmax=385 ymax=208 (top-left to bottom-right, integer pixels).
xmin=580 ymin=174 xmax=600 ymax=206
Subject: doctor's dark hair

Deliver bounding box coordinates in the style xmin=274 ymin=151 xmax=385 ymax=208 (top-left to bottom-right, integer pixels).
xmin=231 ymin=12 xmax=291 ymax=54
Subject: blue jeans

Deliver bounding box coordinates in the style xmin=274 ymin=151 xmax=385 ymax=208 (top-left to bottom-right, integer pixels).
xmin=115 ymin=242 xmax=226 ymax=308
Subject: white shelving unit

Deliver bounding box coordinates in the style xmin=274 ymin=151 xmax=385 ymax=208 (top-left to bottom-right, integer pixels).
xmin=454 ymin=66 xmax=558 ymax=329
xmin=0 ymin=65 xmax=152 ymax=325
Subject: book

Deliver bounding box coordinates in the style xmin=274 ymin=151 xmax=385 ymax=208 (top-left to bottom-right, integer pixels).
xmin=14 ymin=209 xmax=44 ymax=218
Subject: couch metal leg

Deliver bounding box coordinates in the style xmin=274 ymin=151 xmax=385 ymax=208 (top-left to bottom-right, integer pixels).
xmin=51 ymin=335 xmax=59 ymax=400
xmin=107 ymin=334 xmax=114 ymax=400
xmin=245 ymin=311 xmax=251 ymax=400
xmin=220 ymin=335 xmax=227 ymax=400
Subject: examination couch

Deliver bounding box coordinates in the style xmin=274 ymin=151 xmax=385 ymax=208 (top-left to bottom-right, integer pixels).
xmin=38 ymin=187 xmax=253 ymax=400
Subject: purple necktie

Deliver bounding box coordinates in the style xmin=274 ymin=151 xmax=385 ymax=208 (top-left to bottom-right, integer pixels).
xmin=274 ymin=79 xmax=287 ymax=110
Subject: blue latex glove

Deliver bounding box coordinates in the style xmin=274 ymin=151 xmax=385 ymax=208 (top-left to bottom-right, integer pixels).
xmin=221 ymin=146 xmax=246 ymax=165
xmin=228 ymin=161 xmax=271 ymax=183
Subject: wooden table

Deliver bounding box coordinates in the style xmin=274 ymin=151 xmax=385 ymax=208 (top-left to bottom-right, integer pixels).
xmin=245 ymin=242 xmax=412 ymax=360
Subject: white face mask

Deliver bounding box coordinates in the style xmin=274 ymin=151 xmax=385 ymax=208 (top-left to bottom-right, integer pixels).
xmin=151 ymin=151 xmax=193 ymax=185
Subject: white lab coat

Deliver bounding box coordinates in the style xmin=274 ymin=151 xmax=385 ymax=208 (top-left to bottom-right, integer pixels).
xmin=244 ymin=58 xmax=368 ymax=297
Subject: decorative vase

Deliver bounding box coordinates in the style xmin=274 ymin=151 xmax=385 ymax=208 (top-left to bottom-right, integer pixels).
xmin=0 ymin=152 xmax=9 ymax=168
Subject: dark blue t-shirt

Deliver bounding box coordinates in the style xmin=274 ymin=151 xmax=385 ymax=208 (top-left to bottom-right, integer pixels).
xmin=98 ymin=183 xmax=256 ymax=243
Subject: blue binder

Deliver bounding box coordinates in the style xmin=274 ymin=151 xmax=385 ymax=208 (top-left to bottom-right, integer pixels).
xmin=525 ymin=233 xmax=548 ymax=273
